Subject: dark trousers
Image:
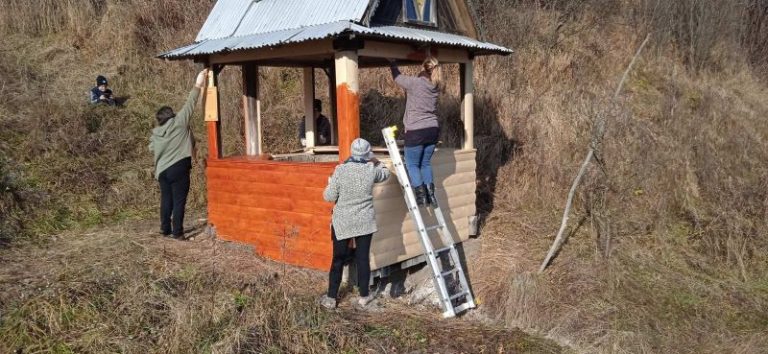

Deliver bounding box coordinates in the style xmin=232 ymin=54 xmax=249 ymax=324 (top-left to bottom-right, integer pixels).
xmin=158 ymin=157 xmax=192 ymax=236
xmin=327 ymin=226 xmax=373 ymax=299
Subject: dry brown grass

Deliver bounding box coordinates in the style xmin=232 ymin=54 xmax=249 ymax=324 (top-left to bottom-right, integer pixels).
xmin=468 ymin=1 xmax=768 ymax=352
xmin=0 ymin=219 xmax=561 ymax=353
xmin=2 ymin=0 xmax=768 ymax=353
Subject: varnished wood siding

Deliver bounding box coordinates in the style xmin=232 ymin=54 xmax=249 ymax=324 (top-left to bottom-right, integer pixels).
xmin=206 ymin=158 xmax=335 ymax=270
xmin=371 ymin=149 xmax=477 ymax=268
xmin=206 ymin=149 xmax=477 ymax=271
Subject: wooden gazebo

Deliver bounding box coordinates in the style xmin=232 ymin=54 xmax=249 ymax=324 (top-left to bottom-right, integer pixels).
xmin=160 ymin=0 xmax=511 ymax=270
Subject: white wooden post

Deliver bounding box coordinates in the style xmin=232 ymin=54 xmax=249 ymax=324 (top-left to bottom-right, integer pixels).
xmin=328 ymin=65 xmax=337 ymax=145
xmin=242 ymin=64 xmax=261 ymax=156
xmin=303 ymin=67 xmax=316 ymax=149
xmin=460 ymin=60 xmax=474 ymax=150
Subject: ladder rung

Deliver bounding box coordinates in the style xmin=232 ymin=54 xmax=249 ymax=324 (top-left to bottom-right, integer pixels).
xmin=449 ymin=290 xmax=470 ymax=301
xmin=432 ymin=246 xmax=452 ymax=255
xmin=425 ymin=224 xmax=442 ymax=232
xmin=453 ymin=302 xmax=475 ymax=313
xmin=441 ymin=268 xmax=459 ymax=277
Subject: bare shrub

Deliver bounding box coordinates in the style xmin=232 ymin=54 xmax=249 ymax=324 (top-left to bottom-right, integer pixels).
xmin=630 ymin=0 xmax=748 ymax=71
xmin=742 ymin=0 xmax=768 ymax=76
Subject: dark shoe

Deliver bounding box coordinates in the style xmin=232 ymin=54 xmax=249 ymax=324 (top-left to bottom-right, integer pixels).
xmin=419 ymin=185 xmax=430 ymax=207
xmin=426 ymin=183 xmax=438 ymax=206
xmin=413 ymin=186 xmax=427 ymax=206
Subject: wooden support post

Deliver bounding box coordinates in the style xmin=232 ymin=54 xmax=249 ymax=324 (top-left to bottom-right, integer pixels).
xmin=460 ymin=61 xmax=474 ymax=150
xmin=303 ymin=67 xmax=316 ymax=149
xmin=242 ymin=64 xmax=261 ymax=156
xmin=205 ymin=67 xmax=222 ymax=159
xmin=334 ymin=50 xmax=360 ymax=161
xmin=328 ymin=65 xmax=337 ymax=146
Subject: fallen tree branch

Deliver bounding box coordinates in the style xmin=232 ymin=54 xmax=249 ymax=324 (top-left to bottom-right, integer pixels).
xmin=539 ymin=34 xmax=650 ymax=273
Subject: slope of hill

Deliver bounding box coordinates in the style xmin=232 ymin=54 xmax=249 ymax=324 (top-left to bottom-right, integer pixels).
xmin=1 ymin=0 xmax=767 ymax=353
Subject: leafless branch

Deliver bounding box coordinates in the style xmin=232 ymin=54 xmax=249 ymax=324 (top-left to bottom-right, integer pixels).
xmin=539 ymin=34 xmax=651 ymax=273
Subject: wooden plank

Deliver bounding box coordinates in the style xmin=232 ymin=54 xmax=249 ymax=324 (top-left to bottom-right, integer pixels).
xmin=374 ymin=206 xmax=476 ymax=234
xmin=374 ymin=229 xmax=473 ymax=251
xmin=206 ymin=169 xmax=330 ymax=187
xmin=373 ymin=178 xmax=477 ymax=199
xmin=208 ymin=190 xmax=333 ymax=215
xmin=211 ymin=218 xmax=331 ymax=243
xmin=211 ymin=209 xmax=331 ymax=227
xmin=359 ymin=40 xmax=469 ymax=63
xmin=370 ymin=231 xmax=471 ymax=266
xmin=208 ymin=205 xmax=327 ymax=228
xmin=208 ymin=180 xmax=325 ymax=198
xmin=371 ymin=226 xmax=470 ymax=255
xmin=207 ymin=161 xmax=335 ymax=175
xmin=209 ymin=39 xmax=335 ymax=65
xmin=373 ymin=192 xmax=476 ymax=214
xmin=207 ymin=158 xmax=337 ymax=170
xmin=373 ymin=172 xmax=476 ymax=189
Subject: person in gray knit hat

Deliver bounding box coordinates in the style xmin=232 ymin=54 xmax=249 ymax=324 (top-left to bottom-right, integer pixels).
xmin=319 ymin=138 xmax=390 ymax=309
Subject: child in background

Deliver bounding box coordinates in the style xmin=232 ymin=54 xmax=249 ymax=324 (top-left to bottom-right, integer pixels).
xmin=90 ymin=75 xmax=116 ymax=105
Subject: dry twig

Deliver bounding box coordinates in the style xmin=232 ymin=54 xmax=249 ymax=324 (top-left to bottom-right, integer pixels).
xmin=539 ymin=34 xmax=651 ymax=273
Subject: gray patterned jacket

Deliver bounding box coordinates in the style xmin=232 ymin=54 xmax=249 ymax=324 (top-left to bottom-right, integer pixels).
xmin=323 ymin=160 xmax=391 ymax=240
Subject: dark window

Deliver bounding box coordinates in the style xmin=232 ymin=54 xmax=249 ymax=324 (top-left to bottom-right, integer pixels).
xmin=404 ymin=0 xmax=437 ymax=26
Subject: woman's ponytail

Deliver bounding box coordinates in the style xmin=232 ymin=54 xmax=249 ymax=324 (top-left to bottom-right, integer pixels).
xmin=423 ymin=57 xmax=443 ymax=90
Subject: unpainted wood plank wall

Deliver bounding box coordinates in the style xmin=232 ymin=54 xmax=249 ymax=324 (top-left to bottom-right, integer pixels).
xmin=370 ymin=149 xmax=477 ymax=268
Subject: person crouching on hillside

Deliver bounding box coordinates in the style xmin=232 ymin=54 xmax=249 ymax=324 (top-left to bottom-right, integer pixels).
xmin=149 ymin=69 xmax=207 ymax=239
xmin=320 ymin=138 xmax=390 ymax=309
xmin=90 ymin=75 xmax=116 ymax=106
xmin=389 ymin=57 xmax=442 ymax=207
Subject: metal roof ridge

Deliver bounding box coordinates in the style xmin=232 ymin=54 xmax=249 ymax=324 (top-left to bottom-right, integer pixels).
xmin=201 ymin=19 xmax=357 ymax=44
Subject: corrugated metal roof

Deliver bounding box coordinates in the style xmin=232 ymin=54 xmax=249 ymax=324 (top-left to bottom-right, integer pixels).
xmin=196 ymin=0 xmax=372 ymax=41
xmin=159 ymin=21 xmax=511 ymax=59
xmin=363 ymin=25 xmax=511 ymax=53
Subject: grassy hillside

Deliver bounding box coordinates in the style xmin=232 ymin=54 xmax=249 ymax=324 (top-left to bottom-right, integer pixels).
xmin=1 ymin=0 xmax=768 ymax=353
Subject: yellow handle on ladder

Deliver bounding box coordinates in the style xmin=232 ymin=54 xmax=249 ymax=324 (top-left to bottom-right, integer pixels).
xmin=385 ymin=125 xmax=398 ymax=139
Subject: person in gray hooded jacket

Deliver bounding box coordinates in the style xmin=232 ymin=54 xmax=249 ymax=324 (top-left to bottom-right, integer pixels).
xmin=319 ymin=138 xmax=390 ymax=309
xmin=149 ymin=69 xmax=206 ymax=238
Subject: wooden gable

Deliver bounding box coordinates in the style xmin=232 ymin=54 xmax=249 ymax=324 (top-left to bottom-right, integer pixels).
xmin=369 ymin=0 xmax=480 ymax=39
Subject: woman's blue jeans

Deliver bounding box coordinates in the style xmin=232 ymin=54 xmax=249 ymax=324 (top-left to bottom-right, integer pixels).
xmin=404 ymin=144 xmax=436 ymax=187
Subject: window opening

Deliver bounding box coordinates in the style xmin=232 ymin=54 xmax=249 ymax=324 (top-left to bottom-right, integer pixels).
xmin=404 ymin=0 xmax=437 ymax=26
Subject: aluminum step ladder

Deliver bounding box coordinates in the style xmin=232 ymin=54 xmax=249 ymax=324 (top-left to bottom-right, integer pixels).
xmin=381 ymin=126 xmax=475 ymax=318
